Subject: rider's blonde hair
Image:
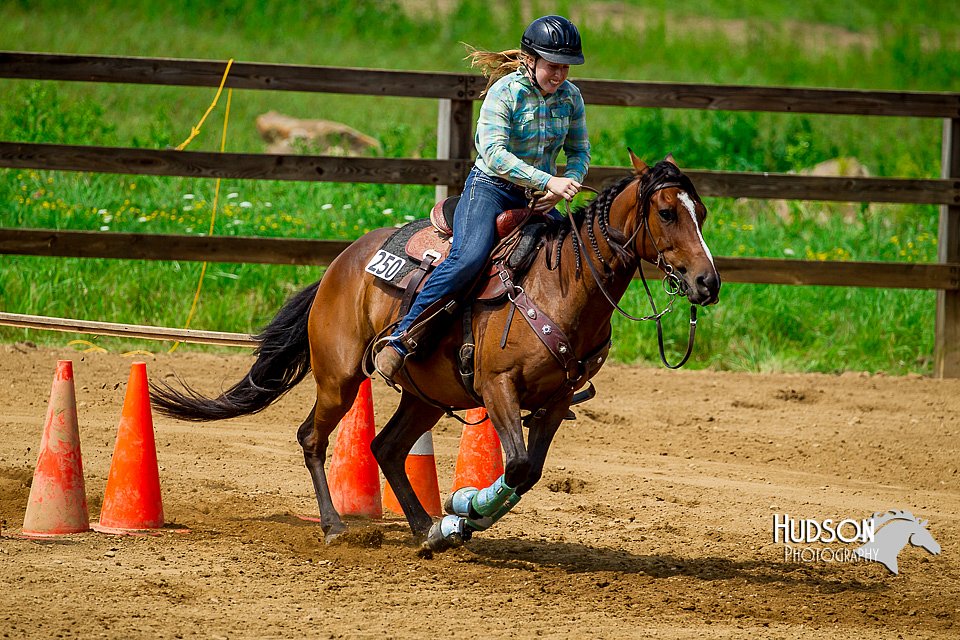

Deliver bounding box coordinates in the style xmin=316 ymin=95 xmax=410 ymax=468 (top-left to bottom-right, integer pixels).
xmin=463 ymin=45 xmax=533 ymax=96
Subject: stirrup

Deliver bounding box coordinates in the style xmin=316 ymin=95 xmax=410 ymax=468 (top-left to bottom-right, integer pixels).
xmin=373 ymin=335 xmax=399 ymax=353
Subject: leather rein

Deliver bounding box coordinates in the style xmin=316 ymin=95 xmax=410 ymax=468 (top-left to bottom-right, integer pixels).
xmin=564 ymin=178 xmax=699 ymax=370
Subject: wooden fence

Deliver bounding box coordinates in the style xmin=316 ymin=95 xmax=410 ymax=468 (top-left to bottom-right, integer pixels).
xmin=0 ymin=52 xmax=958 ymax=375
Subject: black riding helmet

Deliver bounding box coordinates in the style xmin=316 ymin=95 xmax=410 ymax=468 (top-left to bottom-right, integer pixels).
xmin=521 ymin=15 xmax=584 ymax=65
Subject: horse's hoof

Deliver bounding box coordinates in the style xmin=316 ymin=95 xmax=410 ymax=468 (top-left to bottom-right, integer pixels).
xmin=421 ymin=515 xmax=472 ymax=553
xmin=444 ymin=487 xmax=478 ymax=516
xmin=322 ymin=522 xmax=348 ymax=545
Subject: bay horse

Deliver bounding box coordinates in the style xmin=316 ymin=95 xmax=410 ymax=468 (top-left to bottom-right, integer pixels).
xmin=151 ymin=151 xmax=721 ymax=551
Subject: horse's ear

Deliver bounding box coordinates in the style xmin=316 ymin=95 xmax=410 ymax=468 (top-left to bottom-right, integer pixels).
xmin=664 ymin=153 xmax=679 ymax=168
xmin=628 ymin=147 xmax=649 ymax=175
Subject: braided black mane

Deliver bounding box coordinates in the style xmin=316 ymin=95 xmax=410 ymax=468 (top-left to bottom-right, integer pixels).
xmin=548 ymin=160 xmax=702 ymax=275
xmin=549 ymin=174 xmax=633 ymax=274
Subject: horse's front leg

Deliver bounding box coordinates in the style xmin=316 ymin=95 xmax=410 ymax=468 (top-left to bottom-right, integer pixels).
xmin=515 ymin=401 xmax=569 ymax=495
xmin=425 ymin=375 xmax=554 ymax=552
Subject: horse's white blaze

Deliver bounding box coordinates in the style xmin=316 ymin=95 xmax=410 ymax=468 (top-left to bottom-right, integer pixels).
xmin=678 ymin=191 xmax=715 ymax=268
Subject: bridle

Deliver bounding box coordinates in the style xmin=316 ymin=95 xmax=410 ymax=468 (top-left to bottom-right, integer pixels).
xmin=563 ymin=175 xmax=700 ymax=369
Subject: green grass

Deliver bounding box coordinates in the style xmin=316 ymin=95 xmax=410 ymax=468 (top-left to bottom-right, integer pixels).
xmin=0 ymin=0 xmax=957 ymax=373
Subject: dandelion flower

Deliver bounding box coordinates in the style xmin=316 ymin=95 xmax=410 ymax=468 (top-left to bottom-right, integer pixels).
xmin=383 ymin=208 xmax=394 ymax=215
xmin=403 ymin=215 xmax=415 ymax=221
xmin=240 ymin=201 xmax=252 ymax=208
xmin=183 ymin=194 xmax=195 ymax=200
xmin=227 ymin=192 xmax=239 ymax=199
xmin=321 ymin=203 xmax=334 ymax=210
xmin=138 ymin=216 xmax=148 ymax=223
xmin=99 ymin=225 xmax=109 ymax=231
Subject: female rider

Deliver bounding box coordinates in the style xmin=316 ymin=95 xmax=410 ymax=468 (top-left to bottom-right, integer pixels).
xmin=376 ymin=15 xmax=591 ymax=381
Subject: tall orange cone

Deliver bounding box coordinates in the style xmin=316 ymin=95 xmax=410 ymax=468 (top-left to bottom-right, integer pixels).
xmin=21 ymin=360 xmax=90 ymax=537
xmin=451 ymin=408 xmax=504 ymax=492
xmin=95 ymin=362 xmax=164 ymax=532
xmin=383 ymin=432 xmax=441 ymax=517
xmin=328 ymin=379 xmax=382 ymax=518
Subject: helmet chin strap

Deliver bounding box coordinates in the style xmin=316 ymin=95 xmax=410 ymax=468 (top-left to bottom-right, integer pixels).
xmin=523 ymin=58 xmax=547 ymax=94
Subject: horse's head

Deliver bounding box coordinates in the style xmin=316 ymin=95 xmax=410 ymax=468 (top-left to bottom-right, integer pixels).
xmin=622 ymin=150 xmax=721 ymax=306
xmin=908 ymin=518 xmax=941 ymax=556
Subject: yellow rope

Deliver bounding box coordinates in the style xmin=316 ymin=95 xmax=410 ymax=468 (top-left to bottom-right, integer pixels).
xmin=121 ymin=350 xmax=156 ymax=359
xmin=67 ymin=339 xmax=108 ymax=353
xmin=57 ymin=59 xmax=235 ymax=355
xmin=169 ymin=87 xmax=233 ymax=355
xmin=175 ymin=59 xmax=234 ymax=150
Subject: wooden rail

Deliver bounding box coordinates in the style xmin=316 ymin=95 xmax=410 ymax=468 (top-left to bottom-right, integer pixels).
xmin=1 ymin=51 xmax=959 ymax=374
xmin=0 ymin=312 xmax=256 ymax=347
xmin=2 ymin=142 xmax=957 ymax=205
xmin=3 ymin=52 xmax=959 ymax=118
xmin=3 ymin=228 xmax=958 ymax=291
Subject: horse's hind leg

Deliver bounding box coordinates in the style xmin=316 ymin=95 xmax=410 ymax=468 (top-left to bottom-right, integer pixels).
xmin=370 ymin=392 xmax=444 ymax=540
xmin=298 ymin=375 xmax=365 ymax=542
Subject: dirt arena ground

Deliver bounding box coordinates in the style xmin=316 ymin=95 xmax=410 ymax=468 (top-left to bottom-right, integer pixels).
xmin=1 ymin=344 xmax=958 ymax=638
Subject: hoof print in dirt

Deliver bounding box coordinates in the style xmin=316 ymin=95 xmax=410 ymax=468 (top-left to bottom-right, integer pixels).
xmin=328 ymin=528 xmax=383 ymax=549
xmin=546 ymin=477 xmax=588 ymax=494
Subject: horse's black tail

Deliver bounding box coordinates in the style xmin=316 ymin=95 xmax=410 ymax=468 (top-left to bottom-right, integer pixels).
xmin=150 ymin=281 xmax=321 ymax=422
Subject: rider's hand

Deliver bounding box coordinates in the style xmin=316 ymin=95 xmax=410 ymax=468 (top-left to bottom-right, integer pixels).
xmin=533 ymin=190 xmax=563 ymax=213
xmin=546 ymin=176 xmax=581 ymax=201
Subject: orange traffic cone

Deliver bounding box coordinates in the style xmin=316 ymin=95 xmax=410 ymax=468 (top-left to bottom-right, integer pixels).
xmin=328 ymin=379 xmax=382 ymax=518
xmin=21 ymin=360 xmax=90 ymax=537
xmin=383 ymin=431 xmax=441 ymax=517
xmin=451 ymin=408 xmax=504 ymax=492
xmin=94 ymin=362 xmax=164 ymax=533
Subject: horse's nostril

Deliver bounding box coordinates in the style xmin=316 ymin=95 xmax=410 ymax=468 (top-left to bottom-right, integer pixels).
xmin=697 ymin=273 xmax=719 ymax=292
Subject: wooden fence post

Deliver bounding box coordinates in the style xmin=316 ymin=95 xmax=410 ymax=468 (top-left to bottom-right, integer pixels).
xmin=435 ymin=99 xmax=451 ymax=203
xmin=936 ymin=117 xmax=960 ymax=378
xmin=435 ymin=97 xmax=473 ymax=200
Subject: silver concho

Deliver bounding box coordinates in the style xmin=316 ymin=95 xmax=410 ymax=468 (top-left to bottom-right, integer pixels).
xmin=542 ymin=325 xmax=552 ymax=335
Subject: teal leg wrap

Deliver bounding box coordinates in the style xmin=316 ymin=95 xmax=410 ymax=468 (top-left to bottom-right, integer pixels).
xmin=465 ymin=491 xmax=521 ymax=532
xmin=446 ymin=487 xmax=478 ymax=517
xmin=430 ymin=476 xmax=521 ymax=549
xmin=470 ymin=475 xmax=515 ymax=517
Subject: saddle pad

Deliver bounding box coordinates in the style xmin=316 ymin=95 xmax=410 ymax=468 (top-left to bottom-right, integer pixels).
xmin=367 ymin=218 xmax=509 ymax=301
xmin=366 ymin=218 xmax=450 ymax=289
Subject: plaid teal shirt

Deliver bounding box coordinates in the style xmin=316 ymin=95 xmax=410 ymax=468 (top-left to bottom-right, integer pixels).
xmin=474 ymin=70 xmax=590 ymax=191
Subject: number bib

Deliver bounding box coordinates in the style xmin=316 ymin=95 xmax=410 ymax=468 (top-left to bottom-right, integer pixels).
xmin=364 ymin=249 xmax=407 ymax=282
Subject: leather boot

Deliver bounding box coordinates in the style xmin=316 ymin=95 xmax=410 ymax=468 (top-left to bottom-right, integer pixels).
xmin=375 ymin=344 xmax=406 ymax=382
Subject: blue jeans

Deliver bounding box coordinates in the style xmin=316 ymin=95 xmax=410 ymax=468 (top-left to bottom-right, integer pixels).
xmin=396 ymin=167 xmax=530 ymax=335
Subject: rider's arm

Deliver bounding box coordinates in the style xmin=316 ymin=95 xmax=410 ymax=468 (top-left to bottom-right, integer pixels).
xmin=562 ymin=87 xmax=590 ymax=184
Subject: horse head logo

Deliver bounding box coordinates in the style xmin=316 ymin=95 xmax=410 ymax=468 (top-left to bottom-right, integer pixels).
xmin=854 ymin=510 xmax=941 ymax=574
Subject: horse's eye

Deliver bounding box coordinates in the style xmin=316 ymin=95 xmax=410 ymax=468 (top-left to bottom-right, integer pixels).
xmin=658 ymin=208 xmax=677 ymax=223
